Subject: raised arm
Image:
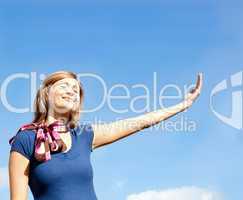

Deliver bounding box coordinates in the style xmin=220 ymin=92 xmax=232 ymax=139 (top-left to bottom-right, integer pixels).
xmin=91 ymin=73 xmax=203 ymax=150
xmin=9 ymin=152 xmax=30 ymax=200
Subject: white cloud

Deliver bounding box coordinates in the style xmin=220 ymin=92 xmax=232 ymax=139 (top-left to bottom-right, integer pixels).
xmin=126 ymin=186 xmax=223 ymax=200
xmin=0 ymin=166 xmax=9 ymax=189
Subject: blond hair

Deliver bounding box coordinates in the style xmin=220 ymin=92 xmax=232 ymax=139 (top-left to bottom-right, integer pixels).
xmin=32 ymin=71 xmax=84 ymax=129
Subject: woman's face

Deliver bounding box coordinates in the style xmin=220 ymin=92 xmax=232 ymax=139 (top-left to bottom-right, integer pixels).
xmin=48 ymin=78 xmax=80 ymax=114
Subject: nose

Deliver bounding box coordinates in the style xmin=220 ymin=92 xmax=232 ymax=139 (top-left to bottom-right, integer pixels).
xmin=65 ymin=88 xmax=75 ymax=96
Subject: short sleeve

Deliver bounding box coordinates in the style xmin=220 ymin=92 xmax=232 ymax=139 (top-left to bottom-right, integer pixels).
xmin=9 ymin=130 xmax=34 ymax=160
xmin=83 ymin=123 xmax=95 ymax=152
xmin=89 ymin=124 xmax=94 ymax=152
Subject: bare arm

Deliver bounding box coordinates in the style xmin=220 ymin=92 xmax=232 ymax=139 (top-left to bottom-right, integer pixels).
xmin=91 ymin=73 xmax=203 ymax=150
xmin=9 ymin=152 xmax=30 ymax=200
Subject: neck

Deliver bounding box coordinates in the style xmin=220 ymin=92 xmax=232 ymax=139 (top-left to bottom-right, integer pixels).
xmin=46 ymin=109 xmax=69 ymax=126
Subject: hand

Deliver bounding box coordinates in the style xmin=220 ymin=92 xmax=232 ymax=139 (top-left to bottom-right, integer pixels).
xmin=183 ymin=73 xmax=203 ymax=110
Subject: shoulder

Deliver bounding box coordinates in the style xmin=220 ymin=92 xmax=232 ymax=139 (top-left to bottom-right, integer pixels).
xmin=12 ymin=129 xmax=36 ymax=144
xmin=9 ymin=129 xmax=36 ymax=160
xmin=73 ymin=122 xmax=94 ymax=136
xmin=73 ymin=122 xmax=95 ymax=152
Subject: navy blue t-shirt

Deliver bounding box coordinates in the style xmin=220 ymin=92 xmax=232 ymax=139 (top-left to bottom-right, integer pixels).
xmin=10 ymin=123 xmax=98 ymax=200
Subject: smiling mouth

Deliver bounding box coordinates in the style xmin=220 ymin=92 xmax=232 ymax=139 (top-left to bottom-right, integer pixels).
xmin=62 ymin=97 xmax=73 ymax=101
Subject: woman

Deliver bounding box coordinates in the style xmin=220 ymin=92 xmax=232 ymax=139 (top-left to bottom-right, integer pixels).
xmin=8 ymin=71 xmax=203 ymax=200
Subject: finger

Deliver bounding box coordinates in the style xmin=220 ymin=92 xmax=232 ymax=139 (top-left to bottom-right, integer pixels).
xmin=195 ymin=73 xmax=201 ymax=90
xmin=198 ymin=72 xmax=203 ymax=91
xmin=189 ymin=73 xmax=202 ymax=94
xmin=197 ymin=72 xmax=203 ymax=91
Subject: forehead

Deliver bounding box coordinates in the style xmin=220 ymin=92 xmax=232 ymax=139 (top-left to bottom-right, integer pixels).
xmin=54 ymin=78 xmax=79 ymax=87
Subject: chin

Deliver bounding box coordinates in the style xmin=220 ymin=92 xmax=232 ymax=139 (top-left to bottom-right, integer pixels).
xmin=54 ymin=103 xmax=74 ymax=114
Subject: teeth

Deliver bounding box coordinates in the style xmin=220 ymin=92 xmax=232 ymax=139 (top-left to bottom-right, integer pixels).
xmin=62 ymin=97 xmax=72 ymax=101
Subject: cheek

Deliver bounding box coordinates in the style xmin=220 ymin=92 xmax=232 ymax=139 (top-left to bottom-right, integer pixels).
xmin=70 ymin=96 xmax=80 ymax=110
xmin=49 ymin=90 xmax=63 ymax=105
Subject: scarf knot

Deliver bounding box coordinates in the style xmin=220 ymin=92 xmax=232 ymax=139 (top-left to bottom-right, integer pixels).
xmin=9 ymin=121 xmax=70 ymax=162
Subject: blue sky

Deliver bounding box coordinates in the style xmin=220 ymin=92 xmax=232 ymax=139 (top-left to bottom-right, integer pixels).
xmin=0 ymin=0 xmax=243 ymax=200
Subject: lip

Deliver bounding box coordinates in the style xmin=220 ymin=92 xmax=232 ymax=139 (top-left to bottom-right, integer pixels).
xmin=62 ymin=96 xmax=73 ymax=101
